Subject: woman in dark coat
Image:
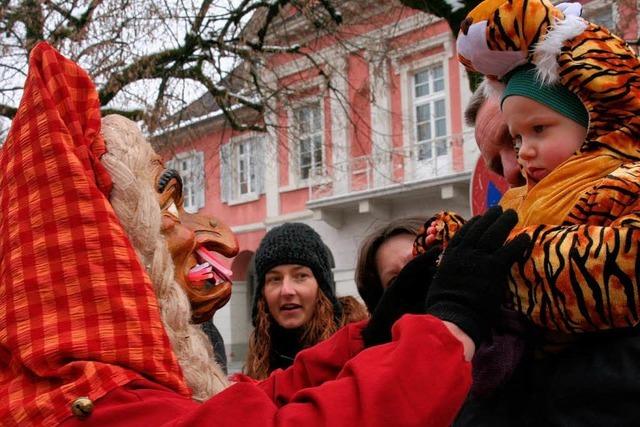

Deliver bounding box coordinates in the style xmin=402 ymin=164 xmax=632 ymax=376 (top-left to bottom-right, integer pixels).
xmin=244 ymin=222 xmax=367 ymax=379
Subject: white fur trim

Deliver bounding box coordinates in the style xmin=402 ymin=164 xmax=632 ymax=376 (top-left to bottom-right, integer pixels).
xmin=483 ymin=78 xmax=506 ymax=100
xmin=533 ymin=14 xmax=588 ymax=85
xmin=555 ymin=2 xmax=583 ymax=18
xmin=457 ymin=20 xmax=528 ymax=79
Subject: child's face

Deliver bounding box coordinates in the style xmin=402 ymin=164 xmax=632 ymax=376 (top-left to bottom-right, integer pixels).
xmin=502 ymin=95 xmax=587 ymax=189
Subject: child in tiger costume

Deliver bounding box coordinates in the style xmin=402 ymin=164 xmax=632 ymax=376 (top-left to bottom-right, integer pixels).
xmin=457 ymin=0 xmax=640 ymax=336
xmin=416 ymin=0 xmax=640 ymax=424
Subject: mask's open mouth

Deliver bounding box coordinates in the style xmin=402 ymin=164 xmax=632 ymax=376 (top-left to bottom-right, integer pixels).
xmin=187 ymin=247 xmax=233 ymax=287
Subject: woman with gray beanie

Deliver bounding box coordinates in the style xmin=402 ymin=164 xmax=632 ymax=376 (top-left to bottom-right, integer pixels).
xmin=244 ymin=222 xmax=367 ymax=379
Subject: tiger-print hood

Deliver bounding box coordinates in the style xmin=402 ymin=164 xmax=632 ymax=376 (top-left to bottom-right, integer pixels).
xmin=457 ymin=0 xmax=640 ymax=163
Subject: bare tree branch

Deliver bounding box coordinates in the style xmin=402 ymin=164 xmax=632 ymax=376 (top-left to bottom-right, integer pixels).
xmin=100 ymin=107 xmax=144 ymax=120
xmin=0 ymin=103 xmax=17 ymax=118
xmin=0 ymin=0 xmax=470 ymax=134
xmin=46 ymin=0 xmax=103 ymax=44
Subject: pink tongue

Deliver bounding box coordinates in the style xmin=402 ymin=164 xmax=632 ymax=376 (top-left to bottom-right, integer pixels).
xmin=196 ymin=247 xmax=233 ymax=279
xmin=188 ymin=264 xmax=213 ymax=282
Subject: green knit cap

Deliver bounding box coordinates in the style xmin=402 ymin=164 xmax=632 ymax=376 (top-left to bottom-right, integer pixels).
xmin=501 ymin=66 xmax=589 ymax=128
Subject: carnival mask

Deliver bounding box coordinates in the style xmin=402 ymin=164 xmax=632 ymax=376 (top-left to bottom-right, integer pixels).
xmin=154 ymin=164 xmax=239 ymax=323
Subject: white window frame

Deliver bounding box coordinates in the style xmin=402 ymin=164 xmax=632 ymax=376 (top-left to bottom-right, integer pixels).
xmin=289 ymin=100 xmax=326 ymax=187
xmin=389 ymin=31 xmax=456 ymax=182
xmin=236 ymin=138 xmax=257 ymax=197
xmin=403 ymin=55 xmax=452 ymax=180
xmin=166 ymin=150 xmax=205 ymax=214
xmin=225 ymin=134 xmax=264 ymax=205
xmin=413 ymin=63 xmax=448 ymax=162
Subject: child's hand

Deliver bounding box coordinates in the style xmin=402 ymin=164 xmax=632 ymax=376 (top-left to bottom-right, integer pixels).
xmin=413 ymin=211 xmax=466 ymax=256
xmin=424 ymin=222 xmax=439 ymax=246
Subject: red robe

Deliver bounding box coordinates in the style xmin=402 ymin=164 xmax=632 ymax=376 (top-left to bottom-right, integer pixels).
xmin=61 ymin=315 xmax=471 ymax=427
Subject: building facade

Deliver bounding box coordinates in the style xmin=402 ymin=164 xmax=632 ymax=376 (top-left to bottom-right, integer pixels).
xmin=157 ymin=0 xmax=638 ymax=368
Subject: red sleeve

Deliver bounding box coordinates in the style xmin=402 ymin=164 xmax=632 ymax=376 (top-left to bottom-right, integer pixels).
xmin=61 ymin=315 xmax=471 ymax=427
xmin=175 ymin=314 xmax=471 ymax=427
xmin=249 ymin=319 xmax=367 ymax=405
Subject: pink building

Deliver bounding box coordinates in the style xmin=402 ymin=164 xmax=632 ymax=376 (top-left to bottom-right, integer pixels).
xmin=156 ymin=0 xmax=638 ymax=366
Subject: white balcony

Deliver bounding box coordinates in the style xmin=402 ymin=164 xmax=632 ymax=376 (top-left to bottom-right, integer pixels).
xmin=306 ymin=132 xmax=478 ymax=227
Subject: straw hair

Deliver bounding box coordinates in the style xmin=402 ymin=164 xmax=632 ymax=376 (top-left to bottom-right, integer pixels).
xmin=100 ymin=114 xmax=228 ymax=401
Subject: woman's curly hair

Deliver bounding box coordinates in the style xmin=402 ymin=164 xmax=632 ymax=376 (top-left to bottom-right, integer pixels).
xmin=245 ymin=293 xmax=366 ymax=380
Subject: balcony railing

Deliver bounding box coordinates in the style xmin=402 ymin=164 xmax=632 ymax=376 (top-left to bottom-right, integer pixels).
xmin=308 ymin=131 xmax=477 ymax=202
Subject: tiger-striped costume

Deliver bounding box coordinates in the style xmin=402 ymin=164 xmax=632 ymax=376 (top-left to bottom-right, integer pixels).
xmin=457 ymin=0 xmax=640 ymax=333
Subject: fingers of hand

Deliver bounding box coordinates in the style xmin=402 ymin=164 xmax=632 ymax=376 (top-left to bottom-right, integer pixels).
xmin=425 ymin=234 xmax=437 ymax=246
xmin=448 ymin=214 xmax=482 ymax=248
xmin=421 ymin=244 xmax=443 ymax=262
xmin=395 ymin=247 xmax=442 ymax=287
xmin=464 ymin=206 xmax=504 ymax=244
xmin=476 ymin=209 xmax=519 ymax=253
xmin=496 ymin=233 xmax=531 ymax=265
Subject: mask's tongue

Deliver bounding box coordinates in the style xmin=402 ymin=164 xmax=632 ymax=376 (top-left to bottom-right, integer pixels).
xmin=195 ymin=247 xmax=233 ymax=281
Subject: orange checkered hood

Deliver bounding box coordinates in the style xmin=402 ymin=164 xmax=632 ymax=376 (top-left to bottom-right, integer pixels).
xmin=0 ymin=43 xmax=189 ymax=426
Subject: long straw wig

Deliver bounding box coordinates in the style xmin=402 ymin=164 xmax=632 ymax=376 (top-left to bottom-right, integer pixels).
xmin=100 ymin=114 xmax=227 ymax=401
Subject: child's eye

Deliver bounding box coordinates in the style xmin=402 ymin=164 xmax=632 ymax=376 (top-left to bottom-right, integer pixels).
xmin=533 ymin=125 xmax=545 ymax=133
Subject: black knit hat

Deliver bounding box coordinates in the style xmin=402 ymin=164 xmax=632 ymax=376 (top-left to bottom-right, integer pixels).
xmin=252 ymin=222 xmax=342 ymax=326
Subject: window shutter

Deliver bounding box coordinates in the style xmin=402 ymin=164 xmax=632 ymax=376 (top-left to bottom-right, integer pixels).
xmin=220 ymin=143 xmax=232 ymax=203
xmin=253 ymin=139 xmax=265 ymax=195
xmin=195 ymin=151 xmax=205 ymax=209
xmin=166 ymin=157 xmax=176 ymax=171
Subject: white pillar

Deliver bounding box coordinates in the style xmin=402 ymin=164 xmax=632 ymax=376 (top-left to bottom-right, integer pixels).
xmin=369 ymin=59 xmax=393 ymax=188
xmin=330 ymin=56 xmax=349 ymax=196
xmin=264 ymin=104 xmax=280 ymax=218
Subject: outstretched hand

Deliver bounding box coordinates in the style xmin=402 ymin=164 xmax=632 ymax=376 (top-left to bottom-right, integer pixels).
xmin=425 ymin=207 xmax=530 ymax=347
xmin=361 ymin=245 xmax=442 ymax=347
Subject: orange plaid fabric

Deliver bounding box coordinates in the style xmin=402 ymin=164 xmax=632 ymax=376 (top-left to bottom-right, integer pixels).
xmin=0 ymin=43 xmax=189 ymax=426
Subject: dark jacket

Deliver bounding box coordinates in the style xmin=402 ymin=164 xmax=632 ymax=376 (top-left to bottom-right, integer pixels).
xmin=454 ymin=328 xmax=640 ymax=427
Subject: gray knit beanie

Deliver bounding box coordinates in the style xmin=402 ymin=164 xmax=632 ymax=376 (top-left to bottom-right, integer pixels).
xmin=252 ymin=222 xmax=341 ymax=326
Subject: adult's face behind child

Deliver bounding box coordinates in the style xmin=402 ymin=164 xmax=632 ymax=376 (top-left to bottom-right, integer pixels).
xmin=475 ymin=97 xmax=526 ymax=187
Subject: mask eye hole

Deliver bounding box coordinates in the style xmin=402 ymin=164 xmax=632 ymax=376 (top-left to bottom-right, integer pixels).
xmin=157 ymin=169 xmax=182 ymax=193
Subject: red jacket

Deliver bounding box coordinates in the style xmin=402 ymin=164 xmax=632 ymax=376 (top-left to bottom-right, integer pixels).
xmin=61 ymin=315 xmax=471 ymax=427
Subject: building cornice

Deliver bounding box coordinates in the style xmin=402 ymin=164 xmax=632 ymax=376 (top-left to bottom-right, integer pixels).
xmin=307 ymin=171 xmax=471 ymax=210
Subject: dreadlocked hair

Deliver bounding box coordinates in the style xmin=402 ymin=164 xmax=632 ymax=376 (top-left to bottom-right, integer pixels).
xmin=245 ymin=291 xmax=341 ymax=380
xmin=100 ymin=114 xmax=228 ymax=401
